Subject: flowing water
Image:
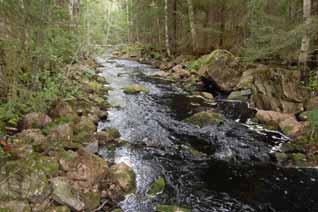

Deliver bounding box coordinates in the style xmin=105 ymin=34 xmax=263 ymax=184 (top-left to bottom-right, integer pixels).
xmin=96 ymin=52 xmax=318 ymax=212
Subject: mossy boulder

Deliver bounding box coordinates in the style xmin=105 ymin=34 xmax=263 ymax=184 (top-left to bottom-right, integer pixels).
xmin=198 ymin=50 xmax=243 ymax=92
xmin=73 ymin=116 xmax=96 ymax=144
xmin=0 ymin=200 xmax=31 ymax=212
xmin=48 ymin=123 xmax=74 ymax=142
xmin=147 ymin=177 xmax=165 ymax=197
xmin=0 ymin=156 xmax=52 ymax=202
xmin=96 ymin=128 xmax=121 ymax=146
xmin=81 ymin=191 xmax=100 ymax=211
xmin=235 ymin=66 xmax=308 ymax=114
xmin=154 ymin=205 xmax=190 ymax=212
xmin=291 ymin=153 xmax=307 ymax=166
xmin=47 ymin=206 xmax=70 ymax=212
xmin=50 ymin=100 xmax=79 ymax=122
xmin=123 ymin=84 xmax=149 ymax=94
xmin=110 ymin=163 xmax=136 ymax=194
xmin=184 ymin=111 xmax=224 ymax=127
xmin=19 ymin=112 xmax=52 ymax=130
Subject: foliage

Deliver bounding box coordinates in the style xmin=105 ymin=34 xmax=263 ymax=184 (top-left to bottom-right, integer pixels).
xmin=309 ymin=109 xmax=318 ymax=139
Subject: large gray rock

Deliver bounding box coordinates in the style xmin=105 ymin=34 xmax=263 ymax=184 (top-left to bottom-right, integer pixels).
xmin=51 ymin=177 xmax=85 ymax=211
xmin=199 ymin=50 xmax=243 ymax=92
xmin=235 ymin=66 xmax=308 ymax=114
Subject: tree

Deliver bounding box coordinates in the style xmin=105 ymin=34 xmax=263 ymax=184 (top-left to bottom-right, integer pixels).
xmin=164 ymin=0 xmax=171 ymax=57
xmin=186 ymin=0 xmax=198 ymax=54
xmin=299 ymin=0 xmax=312 ymax=84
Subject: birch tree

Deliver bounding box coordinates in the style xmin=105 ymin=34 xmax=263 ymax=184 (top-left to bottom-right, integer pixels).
xmin=164 ymin=0 xmax=171 ymax=57
xmin=186 ymin=0 xmax=198 ymax=54
xmin=299 ymin=0 xmax=311 ymax=84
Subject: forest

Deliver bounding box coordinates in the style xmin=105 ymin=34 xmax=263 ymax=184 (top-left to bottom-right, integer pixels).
xmin=0 ymin=0 xmax=318 ymax=212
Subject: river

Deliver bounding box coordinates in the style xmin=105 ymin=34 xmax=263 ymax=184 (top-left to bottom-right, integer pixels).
xmin=95 ymin=52 xmax=318 ymax=212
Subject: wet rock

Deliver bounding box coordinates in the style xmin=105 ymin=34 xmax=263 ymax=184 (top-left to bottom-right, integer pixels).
xmin=66 ymin=149 xmax=109 ymax=190
xmin=256 ymin=110 xmax=303 ymax=138
xmin=160 ymin=62 xmax=175 ymax=70
xmin=236 ymin=66 xmax=308 ymax=114
xmin=51 ymin=177 xmax=85 ymax=211
xmin=19 ymin=112 xmax=52 ymax=130
xmin=171 ymin=65 xmax=190 ymax=79
xmin=195 ymin=91 xmax=214 ymax=101
xmin=110 ymin=163 xmax=136 ymax=194
xmin=154 ymin=204 xmax=190 ymax=212
xmin=147 ymin=177 xmax=165 ymax=197
xmin=228 ymin=89 xmax=252 ymax=101
xmin=107 ymin=183 xmax=125 ymax=203
xmin=50 ymin=100 xmax=79 ymax=121
xmin=0 ymin=200 xmax=31 ymax=212
xmin=184 ymin=111 xmax=224 ymax=127
xmin=305 ymin=96 xmax=318 ymax=111
xmin=152 ymin=71 xmax=170 ymax=78
xmin=48 ymin=123 xmax=73 ymax=142
xmin=123 ymin=84 xmax=149 ymax=94
xmin=199 ymin=50 xmax=243 ymax=92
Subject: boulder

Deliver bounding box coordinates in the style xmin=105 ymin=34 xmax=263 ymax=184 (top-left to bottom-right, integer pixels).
xmin=47 ymin=206 xmax=71 ymax=212
xmin=73 ymin=116 xmax=96 ymax=144
xmin=171 ymin=65 xmax=190 ymax=79
xmin=0 ymin=200 xmax=31 ymax=212
xmin=305 ymin=96 xmax=318 ymax=111
xmin=15 ymin=129 xmax=48 ymax=153
xmin=19 ymin=112 xmax=52 ymax=130
xmin=50 ymin=100 xmax=79 ymax=121
xmin=81 ymin=191 xmax=100 ymax=211
xmin=151 ymin=71 xmax=170 ymax=78
xmin=184 ymin=111 xmax=224 ymax=127
xmin=48 ymin=123 xmax=73 ymax=142
xmin=122 ymin=84 xmax=149 ymax=94
xmin=65 ymin=149 xmax=109 ymax=190
xmin=51 ymin=177 xmax=85 ymax=211
xmin=0 ymin=157 xmax=52 ymax=202
xmin=256 ymin=110 xmax=303 ymax=138
xmin=199 ymin=50 xmax=243 ymax=92
xmin=235 ymin=66 xmax=308 ymax=114
xmin=110 ymin=163 xmax=136 ymax=194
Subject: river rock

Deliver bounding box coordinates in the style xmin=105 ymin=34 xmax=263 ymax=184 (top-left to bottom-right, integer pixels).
xmin=305 ymin=96 xmax=318 ymax=111
xmin=73 ymin=116 xmax=96 ymax=143
xmin=65 ymin=149 xmax=109 ymax=190
xmin=154 ymin=205 xmax=190 ymax=212
xmin=47 ymin=206 xmax=71 ymax=212
xmin=0 ymin=200 xmax=31 ymax=212
xmin=19 ymin=112 xmax=52 ymax=130
xmin=0 ymin=157 xmax=52 ymax=202
xmin=256 ymin=110 xmax=303 ymax=138
xmin=51 ymin=177 xmax=85 ymax=211
xmin=110 ymin=163 xmax=136 ymax=194
xmin=123 ymin=84 xmax=149 ymax=94
xmin=199 ymin=50 xmax=243 ymax=92
xmin=184 ymin=111 xmax=224 ymax=127
xmin=48 ymin=123 xmax=73 ymax=142
xmin=152 ymin=71 xmax=170 ymax=78
xmin=235 ymin=66 xmax=308 ymax=114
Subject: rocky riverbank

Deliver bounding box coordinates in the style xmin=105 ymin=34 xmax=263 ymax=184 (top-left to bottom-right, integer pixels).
xmin=0 ymin=58 xmax=136 ymax=211
xmin=113 ymin=46 xmax=318 ymax=168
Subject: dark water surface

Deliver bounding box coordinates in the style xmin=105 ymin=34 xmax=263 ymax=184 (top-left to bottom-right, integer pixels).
xmin=96 ymin=53 xmax=318 ymax=212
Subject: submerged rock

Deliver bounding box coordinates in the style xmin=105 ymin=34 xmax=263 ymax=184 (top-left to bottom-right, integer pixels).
xmin=123 ymin=84 xmax=149 ymax=94
xmin=184 ymin=111 xmax=224 ymax=127
xmin=19 ymin=112 xmax=52 ymax=130
xmin=110 ymin=163 xmax=136 ymax=194
xmin=147 ymin=177 xmax=165 ymax=197
xmin=199 ymin=50 xmax=243 ymax=92
xmin=51 ymin=177 xmax=85 ymax=211
xmin=154 ymin=204 xmax=190 ymax=212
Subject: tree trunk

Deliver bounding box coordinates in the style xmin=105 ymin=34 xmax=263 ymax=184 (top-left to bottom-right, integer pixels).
xmin=299 ymin=0 xmax=311 ymax=84
xmin=164 ymin=0 xmax=171 ymax=57
xmin=186 ymin=0 xmax=198 ymax=54
xmin=105 ymin=1 xmax=113 ymax=45
xmin=126 ymin=0 xmax=130 ymax=43
xmin=173 ymin=0 xmax=177 ymax=54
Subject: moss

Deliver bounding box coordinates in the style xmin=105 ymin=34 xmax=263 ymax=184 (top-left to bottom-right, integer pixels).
xmin=291 ymin=153 xmax=306 ymax=166
xmin=101 ymin=128 xmax=121 ymax=139
xmin=184 ymin=111 xmax=224 ymax=127
xmin=147 ymin=177 xmax=165 ymax=196
xmin=154 ymin=205 xmax=190 ymax=212
xmin=112 ymin=209 xmax=122 ymax=212
xmin=122 ymin=84 xmax=149 ymax=94
xmin=81 ymin=191 xmax=100 ymax=210
xmin=275 ymin=153 xmax=288 ymax=164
